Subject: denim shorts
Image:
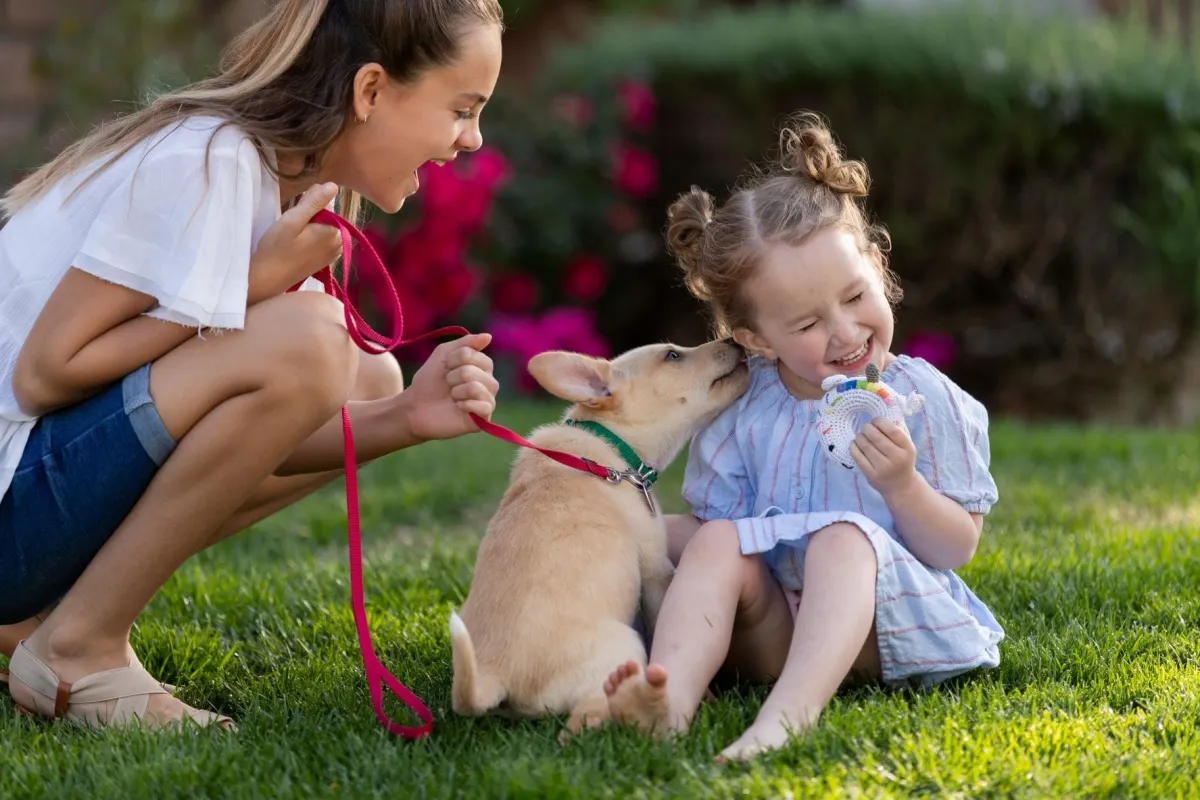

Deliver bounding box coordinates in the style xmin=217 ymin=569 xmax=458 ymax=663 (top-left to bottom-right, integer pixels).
xmin=0 ymin=364 xmax=176 ymax=624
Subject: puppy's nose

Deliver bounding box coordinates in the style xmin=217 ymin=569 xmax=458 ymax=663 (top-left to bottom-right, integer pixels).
xmin=723 ymin=337 xmax=742 ymax=349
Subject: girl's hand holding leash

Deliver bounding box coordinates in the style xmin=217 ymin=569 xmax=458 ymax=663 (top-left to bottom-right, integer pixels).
xmin=398 ymin=333 xmax=499 ymax=444
xmin=248 ymin=182 xmax=343 ymax=304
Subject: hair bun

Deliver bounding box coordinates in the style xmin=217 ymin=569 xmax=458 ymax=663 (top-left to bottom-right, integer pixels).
xmin=666 ymin=186 xmax=716 ymax=296
xmin=779 ymin=111 xmax=869 ymax=198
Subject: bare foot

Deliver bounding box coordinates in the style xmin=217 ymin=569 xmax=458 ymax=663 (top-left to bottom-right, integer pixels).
xmin=603 ymin=660 xmax=674 ymax=735
xmin=716 ymin=711 xmax=811 ymax=762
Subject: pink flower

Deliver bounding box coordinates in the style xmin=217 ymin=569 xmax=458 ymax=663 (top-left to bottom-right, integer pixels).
xmin=553 ymin=94 xmax=596 ymax=128
xmin=469 ymin=147 xmax=512 ymax=190
xmin=417 ymin=146 xmax=511 ymax=236
xmin=486 ymin=307 xmax=613 ymax=393
xmin=901 ymin=331 xmax=957 ymax=371
xmin=617 ymin=79 xmax=655 ymax=131
xmin=612 ymin=143 xmax=658 ymax=199
xmin=490 ymin=273 xmax=540 ymax=314
xmin=563 ymin=255 xmax=608 ymax=303
xmin=540 ymin=307 xmax=611 ymax=358
xmin=423 ymin=264 xmax=477 ymax=318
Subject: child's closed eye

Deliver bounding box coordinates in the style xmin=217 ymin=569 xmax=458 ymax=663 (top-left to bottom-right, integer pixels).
xmin=845 ymin=292 xmax=863 ymax=304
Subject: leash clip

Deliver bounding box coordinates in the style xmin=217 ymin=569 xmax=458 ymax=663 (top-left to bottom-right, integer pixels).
xmin=581 ymin=457 xmax=623 ymax=483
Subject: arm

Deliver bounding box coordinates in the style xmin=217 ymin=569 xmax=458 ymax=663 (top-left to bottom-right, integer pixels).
xmin=15 ymin=183 xmax=342 ymax=417
xmin=274 ymin=333 xmax=500 ymax=475
xmin=877 ymin=468 xmax=982 ymax=570
xmin=13 ymin=270 xmax=195 ymax=415
xmin=851 ymin=367 xmax=998 ymax=571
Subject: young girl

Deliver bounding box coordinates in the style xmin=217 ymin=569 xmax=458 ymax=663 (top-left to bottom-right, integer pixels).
xmin=603 ymin=112 xmax=1004 ymax=761
xmin=0 ymin=0 xmax=503 ymax=730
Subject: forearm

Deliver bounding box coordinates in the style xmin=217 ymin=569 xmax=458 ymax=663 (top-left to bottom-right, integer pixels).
xmin=882 ymin=474 xmax=982 ymax=570
xmin=16 ymin=314 xmax=198 ymax=415
xmin=247 ymin=254 xmax=324 ymax=306
xmin=274 ymin=392 xmax=424 ymax=476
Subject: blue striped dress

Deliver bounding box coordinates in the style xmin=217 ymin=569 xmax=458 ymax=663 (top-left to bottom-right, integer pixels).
xmin=682 ymin=354 xmax=1004 ymax=688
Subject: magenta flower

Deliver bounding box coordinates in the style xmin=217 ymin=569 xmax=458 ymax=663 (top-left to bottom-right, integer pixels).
xmin=611 ymin=143 xmax=658 ymax=199
xmin=617 ymin=79 xmax=655 ymax=131
xmin=489 ymin=272 xmax=541 ymax=314
xmin=900 ymin=331 xmax=957 ymax=371
xmin=563 ymin=254 xmax=608 ymax=303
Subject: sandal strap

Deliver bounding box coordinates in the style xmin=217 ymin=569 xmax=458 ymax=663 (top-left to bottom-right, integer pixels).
xmin=10 ymin=641 xmax=167 ymax=720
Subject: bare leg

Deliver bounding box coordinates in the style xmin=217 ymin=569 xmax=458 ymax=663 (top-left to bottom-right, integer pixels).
xmin=605 ymin=520 xmax=795 ymax=734
xmin=9 ymin=292 xmax=371 ymax=726
xmin=665 ymin=514 xmax=702 ymax=566
xmin=717 ymin=523 xmax=879 ymax=762
xmin=208 ymin=352 xmax=404 ymax=543
xmin=0 ymin=352 xmax=404 ymax=658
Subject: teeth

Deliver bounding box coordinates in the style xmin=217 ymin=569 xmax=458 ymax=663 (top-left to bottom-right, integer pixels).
xmin=833 ymin=341 xmax=869 ymax=365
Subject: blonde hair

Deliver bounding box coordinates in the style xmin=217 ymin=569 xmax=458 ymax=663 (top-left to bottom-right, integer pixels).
xmin=1 ymin=0 xmax=504 ymax=224
xmin=666 ymin=110 xmax=901 ymax=337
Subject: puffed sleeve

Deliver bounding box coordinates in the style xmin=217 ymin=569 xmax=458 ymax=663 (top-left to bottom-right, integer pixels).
xmin=888 ymin=357 xmax=1000 ymax=515
xmin=682 ymin=401 xmax=757 ymax=521
xmin=72 ymin=124 xmax=266 ymax=330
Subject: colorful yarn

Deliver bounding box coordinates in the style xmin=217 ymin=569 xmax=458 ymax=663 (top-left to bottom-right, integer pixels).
xmin=817 ymin=363 xmax=925 ymax=470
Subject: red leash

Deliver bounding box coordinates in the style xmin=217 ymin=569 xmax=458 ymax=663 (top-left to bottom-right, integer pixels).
xmin=296 ymin=209 xmax=628 ymax=739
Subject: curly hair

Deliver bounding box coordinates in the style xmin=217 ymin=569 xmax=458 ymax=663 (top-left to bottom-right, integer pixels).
xmin=666 ymin=110 xmax=901 ymax=338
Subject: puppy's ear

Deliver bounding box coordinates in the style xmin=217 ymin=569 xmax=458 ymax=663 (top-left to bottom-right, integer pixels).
xmin=528 ymin=351 xmax=615 ymax=407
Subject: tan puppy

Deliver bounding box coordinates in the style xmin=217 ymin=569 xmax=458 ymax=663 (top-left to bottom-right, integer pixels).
xmin=448 ymin=338 xmax=751 ymax=737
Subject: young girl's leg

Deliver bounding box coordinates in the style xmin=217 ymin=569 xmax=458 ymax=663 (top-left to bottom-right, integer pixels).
xmin=665 ymin=513 xmax=702 ymax=565
xmin=0 ymin=352 xmax=404 ymax=660
xmin=716 ymin=522 xmax=879 ymax=762
xmin=8 ymin=291 xmax=372 ymax=727
xmin=605 ymin=520 xmax=796 ymax=733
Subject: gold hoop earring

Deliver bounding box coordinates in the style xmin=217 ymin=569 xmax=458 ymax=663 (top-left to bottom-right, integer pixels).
xmin=356 ymin=115 xmax=368 ymax=125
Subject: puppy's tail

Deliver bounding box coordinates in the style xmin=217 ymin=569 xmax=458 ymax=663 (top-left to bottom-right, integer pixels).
xmin=448 ymin=609 xmax=505 ymax=715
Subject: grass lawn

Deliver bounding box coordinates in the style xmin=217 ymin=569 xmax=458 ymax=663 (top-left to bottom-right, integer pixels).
xmin=3 ymin=399 xmax=1200 ymax=798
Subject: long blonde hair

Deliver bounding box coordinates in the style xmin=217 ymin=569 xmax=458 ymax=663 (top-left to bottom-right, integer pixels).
xmin=1 ymin=0 xmax=504 ymax=224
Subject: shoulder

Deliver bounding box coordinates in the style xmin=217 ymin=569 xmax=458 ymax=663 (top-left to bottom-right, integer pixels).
xmin=884 ymin=356 xmax=987 ymax=425
xmin=691 ymin=355 xmax=788 ymax=450
xmin=135 ymin=116 xmax=265 ymax=174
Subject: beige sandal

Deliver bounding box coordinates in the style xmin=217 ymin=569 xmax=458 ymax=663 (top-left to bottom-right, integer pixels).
xmin=5 ymin=641 xmax=235 ymax=731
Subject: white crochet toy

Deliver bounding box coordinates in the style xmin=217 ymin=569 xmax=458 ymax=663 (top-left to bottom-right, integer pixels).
xmin=818 ymin=362 xmax=925 ymax=470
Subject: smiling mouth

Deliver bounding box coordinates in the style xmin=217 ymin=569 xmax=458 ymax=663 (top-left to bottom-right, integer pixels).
xmin=830 ymin=337 xmax=871 ymax=367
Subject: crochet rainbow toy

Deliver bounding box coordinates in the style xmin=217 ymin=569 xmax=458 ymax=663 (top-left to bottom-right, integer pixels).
xmin=818 ymin=363 xmax=925 ymax=470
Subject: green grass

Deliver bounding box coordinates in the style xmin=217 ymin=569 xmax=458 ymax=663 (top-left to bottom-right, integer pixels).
xmin=4 ymin=401 xmax=1200 ymax=798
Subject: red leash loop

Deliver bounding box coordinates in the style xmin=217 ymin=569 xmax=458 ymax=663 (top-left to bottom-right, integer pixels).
xmin=300 ymin=208 xmax=638 ymax=739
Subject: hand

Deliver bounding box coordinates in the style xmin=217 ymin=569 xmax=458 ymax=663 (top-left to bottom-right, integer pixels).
xmin=850 ymin=417 xmax=919 ymax=497
xmin=248 ymin=182 xmax=343 ymax=303
xmin=399 ymin=333 xmax=499 ymax=444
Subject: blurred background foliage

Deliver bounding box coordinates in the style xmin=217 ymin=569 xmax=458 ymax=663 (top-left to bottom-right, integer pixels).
xmin=4 ymin=0 xmax=1200 ymax=422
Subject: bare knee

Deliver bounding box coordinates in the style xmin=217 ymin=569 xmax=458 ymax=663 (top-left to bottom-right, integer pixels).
xmin=352 ymin=353 xmax=404 ymax=402
xmin=665 ymin=514 xmax=702 ymax=565
xmin=257 ymin=292 xmax=358 ymax=413
xmin=807 ymin=523 xmax=877 ymax=567
xmin=679 ymin=520 xmax=767 ymax=596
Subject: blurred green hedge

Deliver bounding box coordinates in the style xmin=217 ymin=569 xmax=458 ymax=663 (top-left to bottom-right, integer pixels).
xmin=480 ymin=1 xmax=1200 ymax=422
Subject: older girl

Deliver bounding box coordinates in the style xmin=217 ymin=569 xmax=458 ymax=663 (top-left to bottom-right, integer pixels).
xmin=1 ymin=0 xmax=503 ymax=730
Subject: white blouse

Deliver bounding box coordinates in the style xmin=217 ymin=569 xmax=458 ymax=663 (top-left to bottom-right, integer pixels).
xmin=0 ymin=115 xmax=320 ymax=502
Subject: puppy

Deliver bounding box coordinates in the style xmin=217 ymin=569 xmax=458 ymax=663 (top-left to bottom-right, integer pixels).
xmin=448 ymin=338 xmax=751 ymax=737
